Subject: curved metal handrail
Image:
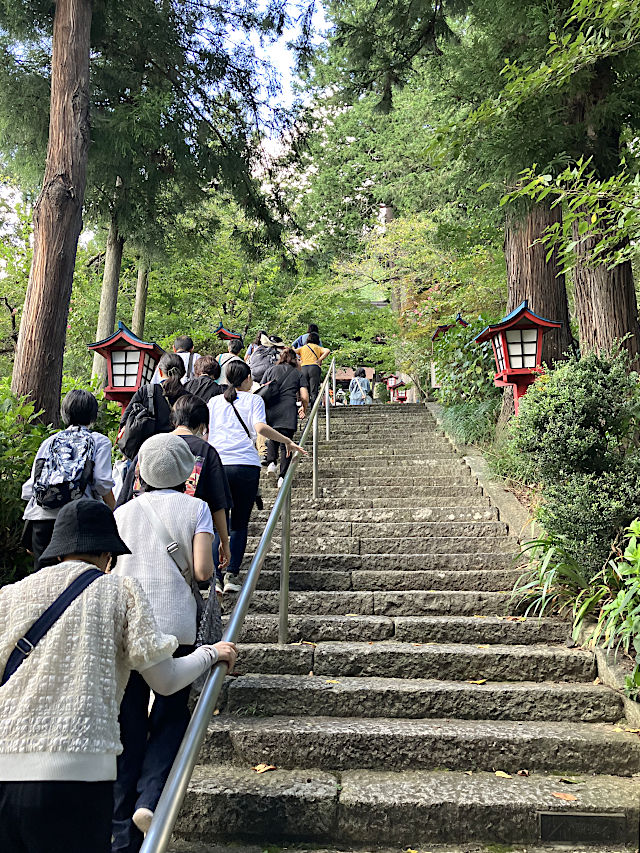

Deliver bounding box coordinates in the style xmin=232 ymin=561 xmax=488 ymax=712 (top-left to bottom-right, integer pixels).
xmin=140 ymin=358 xmax=337 ymax=853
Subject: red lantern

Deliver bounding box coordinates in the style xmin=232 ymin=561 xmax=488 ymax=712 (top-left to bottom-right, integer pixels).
xmin=88 ymin=322 xmax=164 ymax=410
xmin=474 ymin=301 xmax=562 ymax=414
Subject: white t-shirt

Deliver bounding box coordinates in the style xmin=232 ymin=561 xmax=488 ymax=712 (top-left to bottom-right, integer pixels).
xmin=152 ymin=351 xmax=201 ymax=384
xmin=208 ymin=391 xmax=265 ymax=466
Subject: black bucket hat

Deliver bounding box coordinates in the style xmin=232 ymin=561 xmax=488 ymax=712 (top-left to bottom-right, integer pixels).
xmin=39 ymin=499 xmax=131 ymax=567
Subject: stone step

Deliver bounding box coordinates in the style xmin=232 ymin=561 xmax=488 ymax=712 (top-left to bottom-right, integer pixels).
xmin=225 ymin=613 xmax=569 ymax=645
xmin=295 ymin=461 xmax=470 ymax=475
xmin=246 ymin=554 xmax=520 ymax=572
xmin=247 ymin=520 xmax=508 ymax=538
xmin=245 ymin=536 xmax=516 ymax=556
xmin=176 ymin=766 xmax=640 ymax=845
xmin=240 ymin=590 xmax=515 ymax=617
xmin=235 ymin=641 xmax=596 ymax=681
xmin=320 ymin=484 xmax=483 ymax=498
xmin=171 ymin=842 xmax=637 ymax=853
xmin=255 ymin=506 xmax=499 ymax=524
xmin=319 ymin=443 xmax=455 ymax=454
xmin=225 ymin=673 xmax=623 ymax=722
xmin=201 ymin=716 xmax=640 ymax=775
xmin=311 ymin=451 xmax=460 ymax=462
xmin=280 ymin=495 xmax=491 ymax=509
xmin=253 ymin=567 xmax=523 ymax=592
xmin=290 ymin=476 xmax=476 ymax=488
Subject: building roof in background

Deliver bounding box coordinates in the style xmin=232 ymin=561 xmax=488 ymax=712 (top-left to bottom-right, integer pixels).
xmin=336 ymin=367 xmax=375 ymax=381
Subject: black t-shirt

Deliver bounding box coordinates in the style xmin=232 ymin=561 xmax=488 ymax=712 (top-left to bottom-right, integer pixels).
xmin=183 ymin=375 xmax=226 ymax=403
xmin=116 ymin=433 xmax=232 ymax=514
xmin=119 ymin=382 xmax=187 ymax=434
xmin=261 ymin=363 xmax=308 ymax=431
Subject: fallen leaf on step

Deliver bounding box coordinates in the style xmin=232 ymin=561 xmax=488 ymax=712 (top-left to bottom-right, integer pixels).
xmin=213 ymin=709 xmax=220 ymax=716
xmin=307 ymin=671 xmax=314 ymax=676
xmin=476 ymin=644 xmax=490 ymax=648
xmin=412 ymin=643 xmax=423 ymax=647
xmin=467 ymin=679 xmax=487 ymax=685
xmin=624 ymin=727 xmax=640 ymax=734
xmin=495 ymin=771 xmax=512 ymax=779
xmin=345 ymin=613 xmax=359 ymax=617
xmin=325 ymin=680 xmax=340 ymax=684
xmin=552 ymin=792 xmax=578 ymax=801
xmin=465 ymin=771 xmax=473 ymax=776
xmin=559 ymin=777 xmax=583 ymax=784
xmin=472 ymin=614 xmax=488 ymax=618
xmin=405 ymin=848 xmax=418 ymax=853
xmin=517 ymin=769 xmax=530 ymax=777
xmin=252 ymin=764 xmax=277 ymax=774
xmin=593 ymin=676 xmax=601 ymax=684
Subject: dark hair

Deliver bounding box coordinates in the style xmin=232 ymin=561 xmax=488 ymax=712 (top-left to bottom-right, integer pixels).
xmin=139 ymin=476 xmax=186 ymax=494
xmin=223 ymin=360 xmax=251 ymax=404
xmin=194 ymin=355 xmax=220 ymax=379
xmin=278 ymin=347 xmax=299 ymax=368
xmin=307 ymin=332 xmax=320 ymax=345
xmin=158 ymin=352 xmax=186 ymax=399
xmin=174 ymin=335 xmax=194 ymax=352
xmin=308 ymin=323 xmax=319 ymax=334
xmin=355 ymin=367 xmax=366 ymax=378
xmin=171 ymin=393 xmax=209 ymax=430
xmin=61 ymin=390 xmax=99 ymax=426
xmin=252 ymin=329 xmax=267 ymax=346
xmin=228 ymin=339 xmax=243 ymax=355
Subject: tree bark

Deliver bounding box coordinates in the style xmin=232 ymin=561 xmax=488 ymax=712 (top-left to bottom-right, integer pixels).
xmin=504 ymin=201 xmax=573 ymax=364
xmin=91 ymin=216 xmax=125 ymax=382
xmin=131 ymin=257 xmax=149 ymax=339
xmin=572 ymin=213 xmax=640 ymax=365
xmin=11 ymin=0 xmax=92 ymax=424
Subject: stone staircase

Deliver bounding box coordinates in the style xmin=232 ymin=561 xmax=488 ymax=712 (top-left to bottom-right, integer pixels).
xmin=174 ymin=404 xmax=640 ymax=850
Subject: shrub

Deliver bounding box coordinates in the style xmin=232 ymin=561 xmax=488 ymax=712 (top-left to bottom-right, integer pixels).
xmin=439 ymin=398 xmax=500 ymax=446
xmin=0 ymin=379 xmax=53 ymax=585
xmin=432 ymin=318 xmax=501 ymax=407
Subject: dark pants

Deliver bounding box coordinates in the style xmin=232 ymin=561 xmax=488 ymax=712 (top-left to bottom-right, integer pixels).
xmin=23 ymin=519 xmax=56 ymax=569
xmin=213 ymin=464 xmax=260 ymax=579
xmin=266 ymin=427 xmax=295 ymax=478
xmin=0 ymin=780 xmax=113 ymax=853
xmin=112 ymin=645 xmax=193 ymax=853
xmin=302 ymin=364 xmax=321 ymax=407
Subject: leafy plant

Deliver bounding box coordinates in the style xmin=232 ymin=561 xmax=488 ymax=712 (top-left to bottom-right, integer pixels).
xmin=439 ymin=398 xmax=500 ymax=446
xmin=432 ymin=318 xmax=502 ymax=407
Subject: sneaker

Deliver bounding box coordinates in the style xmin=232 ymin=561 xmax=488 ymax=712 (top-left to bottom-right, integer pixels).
xmin=224 ymin=574 xmax=242 ymax=593
xmin=266 ymin=462 xmax=277 ymax=476
xmin=215 ymin=576 xmax=224 ymax=596
xmin=277 ymin=477 xmax=284 ymax=489
xmin=133 ymin=807 xmax=153 ymax=835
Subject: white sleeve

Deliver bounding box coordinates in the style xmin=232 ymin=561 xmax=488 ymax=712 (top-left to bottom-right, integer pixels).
xmin=251 ymin=395 xmax=266 ymax=426
xmin=92 ymin=435 xmax=116 ymax=495
xmin=195 ymin=500 xmax=214 ymax=535
xmin=141 ymin=646 xmax=216 ymax=695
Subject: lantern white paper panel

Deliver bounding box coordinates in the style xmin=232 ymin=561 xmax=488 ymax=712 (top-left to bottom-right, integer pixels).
xmin=111 ymin=350 xmax=142 ymax=387
xmin=493 ymin=335 xmax=506 ymax=371
xmin=505 ymin=328 xmax=538 ymax=369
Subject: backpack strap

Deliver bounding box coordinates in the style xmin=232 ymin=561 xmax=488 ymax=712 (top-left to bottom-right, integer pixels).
xmin=1 ymin=568 xmax=103 ymax=686
xmin=186 ymin=352 xmax=194 ymax=379
xmin=147 ymin=383 xmax=155 ymax=417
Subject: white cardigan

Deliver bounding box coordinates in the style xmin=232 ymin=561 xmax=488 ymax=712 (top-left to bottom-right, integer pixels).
xmin=0 ymin=561 xmax=177 ymax=781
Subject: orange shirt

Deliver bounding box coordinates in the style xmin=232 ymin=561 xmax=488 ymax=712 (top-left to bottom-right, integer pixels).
xmin=297 ymin=343 xmax=325 ymax=365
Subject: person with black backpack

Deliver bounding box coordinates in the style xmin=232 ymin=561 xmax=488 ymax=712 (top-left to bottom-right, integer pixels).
xmin=21 ymin=390 xmax=116 ymax=569
xmin=248 ymin=333 xmax=285 ymax=384
xmin=117 ymin=352 xmax=188 ymax=460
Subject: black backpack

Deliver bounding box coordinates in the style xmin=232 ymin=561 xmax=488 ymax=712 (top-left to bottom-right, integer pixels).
xmin=117 ymin=385 xmax=157 ymax=460
xmin=250 ymin=346 xmax=278 ymax=383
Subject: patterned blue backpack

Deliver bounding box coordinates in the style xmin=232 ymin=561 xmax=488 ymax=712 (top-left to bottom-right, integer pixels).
xmin=33 ymin=426 xmax=96 ymax=509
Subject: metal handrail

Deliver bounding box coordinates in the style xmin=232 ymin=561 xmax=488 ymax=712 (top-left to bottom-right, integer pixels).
xmin=140 ymin=357 xmax=337 ymax=853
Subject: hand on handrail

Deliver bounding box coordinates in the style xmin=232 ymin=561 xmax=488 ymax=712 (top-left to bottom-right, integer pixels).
xmin=285 ymin=437 xmax=307 ymax=457
xmin=201 ymin=641 xmax=238 ymax=673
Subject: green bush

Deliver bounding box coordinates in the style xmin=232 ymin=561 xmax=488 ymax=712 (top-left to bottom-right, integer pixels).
xmin=0 ymin=379 xmax=54 ymax=585
xmin=432 ymin=318 xmax=501 ymax=407
xmin=439 ymin=398 xmax=500 ymax=446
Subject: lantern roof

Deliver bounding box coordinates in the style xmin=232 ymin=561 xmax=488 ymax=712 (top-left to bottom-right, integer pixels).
xmin=473 ymin=301 xmax=562 ymax=344
xmin=213 ymin=322 xmax=243 ymax=341
xmin=88 ymin=321 xmax=164 ymax=360
xmin=431 ymin=312 xmax=470 ymax=342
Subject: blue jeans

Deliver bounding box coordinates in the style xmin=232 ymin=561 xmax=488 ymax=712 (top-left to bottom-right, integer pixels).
xmin=214 ymin=464 xmax=260 ymax=580
xmin=112 ymin=645 xmax=193 ymax=853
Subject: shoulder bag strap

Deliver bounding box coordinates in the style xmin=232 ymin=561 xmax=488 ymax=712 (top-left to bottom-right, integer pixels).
xmin=137 ymin=494 xmax=191 ymax=581
xmin=1 ymin=568 xmax=103 ymax=686
xmin=146 ymin=383 xmax=155 ymax=417
xmin=229 ymin=399 xmax=255 ymax=441
xmin=186 ymin=351 xmax=194 ymax=379
xmin=305 ymin=344 xmax=319 ymax=363
xmin=356 ymin=378 xmax=367 ymax=395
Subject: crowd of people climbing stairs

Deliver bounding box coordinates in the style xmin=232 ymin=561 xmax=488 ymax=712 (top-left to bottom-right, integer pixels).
xmin=0 ymin=322 xmax=376 ymax=853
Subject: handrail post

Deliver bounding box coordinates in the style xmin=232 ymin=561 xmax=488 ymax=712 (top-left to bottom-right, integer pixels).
xmin=278 ymin=486 xmax=291 ymax=644
xmin=332 ymin=360 xmax=336 ymax=407
xmin=312 ymin=407 xmax=319 ymax=499
xmin=325 ymin=379 xmax=330 ymax=441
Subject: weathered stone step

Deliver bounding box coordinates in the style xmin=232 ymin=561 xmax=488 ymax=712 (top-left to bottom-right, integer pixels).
xmin=295 ymin=462 xmax=469 ymax=476
xmin=245 ymin=553 xmax=520 ymax=572
xmin=171 ymin=842 xmax=636 ymax=853
xmin=241 ymin=590 xmax=515 ymax=617
xmin=281 ymin=494 xmax=491 ymax=509
xmin=291 ymin=476 xmax=475 ymax=488
xmin=247 ymin=520 xmax=508 ymax=539
xmin=225 ymin=613 xmax=568 ymax=645
xmin=245 ymin=536 xmax=516 ymax=556
xmin=177 ymin=765 xmax=640 ymax=845
xmin=235 ymin=641 xmax=596 ymax=681
xmin=299 ymin=455 xmax=462 ymax=466
xmin=202 ymin=716 xmax=640 ymax=775
xmin=255 ymin=506 xmax=499 ymax=524
xmin=253 ymin=567 xmax=522 ymax=592
xmin=319 ymin=443 xmax=455 ymax=454
xmin=319 ymin=485 xmax=483 ymax=499
xmin=225 ymin=673 xmax=622 ymax=722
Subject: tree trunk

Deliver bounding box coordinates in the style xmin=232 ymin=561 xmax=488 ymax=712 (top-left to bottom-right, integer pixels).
xmin=131 ymin=257 xmax=149 ymax=339
xmin=504 ymin=201 xmax=573 ymax=364
xmin=91 ymin=216 xmax=125 ymax=382
xmin=572 ymin=213 xmax=640 ymax=365
xmin=10 ymin=0 xmax=92 ymax=425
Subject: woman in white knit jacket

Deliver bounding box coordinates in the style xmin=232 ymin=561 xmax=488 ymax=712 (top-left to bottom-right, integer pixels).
xmin=112 ymin=432 xmax=218 ymax=852
xmin=0 ymin=498 xmax=236 ymax=853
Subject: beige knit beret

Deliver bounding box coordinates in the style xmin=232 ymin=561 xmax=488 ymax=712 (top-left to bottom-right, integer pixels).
xmin=138 ymin=433 xmax=195 ymax=489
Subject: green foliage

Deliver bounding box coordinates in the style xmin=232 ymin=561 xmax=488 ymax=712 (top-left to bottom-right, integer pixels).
xmin=432 ymin=319 xmax=501 ymax=407
xmin=439 ymin=399 xmax=500 ymax=446
xmin=0 ymin=377 xmax=53 ymax=585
